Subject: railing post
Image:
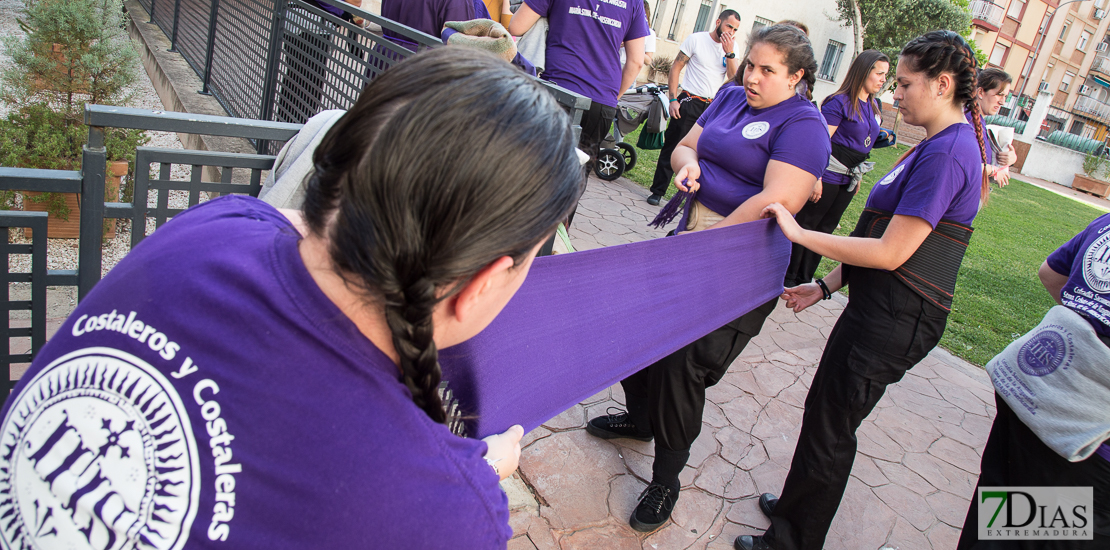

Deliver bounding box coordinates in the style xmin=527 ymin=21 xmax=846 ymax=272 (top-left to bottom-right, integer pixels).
xmin=199 ymin=0 xmax=222 ymax=95
xmin=149 ymin=0 xmax=156 ymax=24
xmin=169 ymin=0 xmax=183 ymax=52
xmin=78 ymin=126 xmax=107 ymax=301
xmin=256 ymin=0 xmax=288 ymax=152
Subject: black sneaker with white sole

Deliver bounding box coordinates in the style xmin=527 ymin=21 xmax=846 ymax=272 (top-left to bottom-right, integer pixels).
xmin=629 ymin=482 xmax=679 ymax=532
xmin=585 ymin=408 xmax=653 ymax=442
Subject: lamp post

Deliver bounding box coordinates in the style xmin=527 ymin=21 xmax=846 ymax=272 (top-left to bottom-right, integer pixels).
xmin=1017 ymin=0 xmax=1090 ymax=99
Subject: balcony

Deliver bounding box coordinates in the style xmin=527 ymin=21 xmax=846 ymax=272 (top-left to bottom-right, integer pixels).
xmin=970 ymin=0 xmax=1005 ymax=30
xmin=1073 ymin=94 xmax=1110 ymax=123
xmin=1091 ymin=54 xmax=1110 ymax=79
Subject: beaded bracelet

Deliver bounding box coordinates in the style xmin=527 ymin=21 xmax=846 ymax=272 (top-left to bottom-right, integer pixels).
xmin=815 ymin=278 xmax=832 ymax=300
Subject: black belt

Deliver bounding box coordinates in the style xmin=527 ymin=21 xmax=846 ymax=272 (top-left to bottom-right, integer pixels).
xmin=845 ymin=207 xmax=974 ymax=312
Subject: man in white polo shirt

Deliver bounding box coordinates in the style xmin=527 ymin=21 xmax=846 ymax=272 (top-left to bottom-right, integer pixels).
xmin=647 ymin=9 xmax=740 ymax=205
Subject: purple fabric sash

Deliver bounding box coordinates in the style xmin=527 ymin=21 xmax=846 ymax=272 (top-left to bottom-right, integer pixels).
xmin=440 ymin=218 xmax=790 ymax=438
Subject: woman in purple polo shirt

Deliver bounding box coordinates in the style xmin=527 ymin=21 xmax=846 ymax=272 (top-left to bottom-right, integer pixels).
xmin=968 ymin=68 xmax=1016 ymax=187
xmin=955 ymin=214 xmax=1110 ymax=549
xmin=784 ymin=50 xmax=890 ymax=288
xmin=0 ymin=49 xmax=582 ymax=549
xmin=586 ymin=24 xmax=830 ymax=534
xmin=748 ymin=31 xmax=989 ymax=550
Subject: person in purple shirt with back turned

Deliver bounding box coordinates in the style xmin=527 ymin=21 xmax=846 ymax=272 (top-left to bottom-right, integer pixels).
xmin=783 ymin=50 xmax=889 ymax=288
xmin=954 ymin=214 xmax=1110 ymax=549
xmin=509 ymin=0 xmax=649 ymax=167
xmin=0 ymin=49 xmax=584 ymax=549
xmin=586 ymin=24 xmax=829 ymax=534
xmin=382 ymin=0 xmax=475 ymax=44
xmin=752 ymin=30 xmax=989 ymax=550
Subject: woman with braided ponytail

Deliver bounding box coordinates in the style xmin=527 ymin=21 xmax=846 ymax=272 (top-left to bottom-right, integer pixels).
xmin=0 ymin=48 xmax=583 ymax=548
xmin=743 ymin=30 xmax=988 ymax=550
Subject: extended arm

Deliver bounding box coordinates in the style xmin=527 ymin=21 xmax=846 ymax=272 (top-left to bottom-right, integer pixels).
xmin=619 ymin=37 xmax=646 ymax=100
xmin=764 ymin=205 xmax=934 ymax=270
xmin=507 ymin=2 xmax=540 ymax=36
xmin=1038 ymin=261 xmax=1068 ymax=305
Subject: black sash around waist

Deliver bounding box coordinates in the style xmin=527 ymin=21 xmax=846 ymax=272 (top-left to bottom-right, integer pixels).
xmin=831 ymin=142 xmax=869 ymax=170
xmin=848 ymin=207 xmax=974 ymax=312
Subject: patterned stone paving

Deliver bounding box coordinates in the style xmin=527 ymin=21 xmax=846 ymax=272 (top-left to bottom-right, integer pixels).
xmin=506 ymin=175 xmax=997 ymax=550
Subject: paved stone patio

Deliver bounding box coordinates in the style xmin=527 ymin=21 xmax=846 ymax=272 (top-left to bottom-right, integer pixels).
xmin=505 ymin=175 xmax=999 ymax=550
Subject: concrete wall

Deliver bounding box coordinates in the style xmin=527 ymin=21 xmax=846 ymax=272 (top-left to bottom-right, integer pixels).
xmin=1019 ymin=139 xmax=1087 ymax=188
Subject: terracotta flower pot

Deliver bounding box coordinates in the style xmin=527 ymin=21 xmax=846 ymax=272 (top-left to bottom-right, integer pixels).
xmin=24 ymin=160 xmax=126 ymax=239
xmin=1073 ymin=173 xmax=1110 ymax=199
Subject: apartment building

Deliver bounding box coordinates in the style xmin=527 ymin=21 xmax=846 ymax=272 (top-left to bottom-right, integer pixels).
xmin=970 ymin=0 xmax=1110 ymax=140
xmin=647 ymin=0 xmax=855 ymax=100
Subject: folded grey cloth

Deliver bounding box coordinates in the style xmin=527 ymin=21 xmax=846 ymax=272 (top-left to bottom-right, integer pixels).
xmin=986 ymin=305 xmax=1110 ymax=462
xmin=258 ymin=109 xmax=345 ymax=209
xmin=825 ymin=154 xmax=874 ymax=192
xmin=515 ymin=17 xmax=546 ymax=73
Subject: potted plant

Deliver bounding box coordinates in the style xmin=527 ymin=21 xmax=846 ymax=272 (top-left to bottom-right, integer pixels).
xmin=647 ymin=55 xmax=672 ymax=85
xmin=1073 ymin=151 xmax=1110 ymax=199
xmin=0 ymin=0 xmax=147 ymax=238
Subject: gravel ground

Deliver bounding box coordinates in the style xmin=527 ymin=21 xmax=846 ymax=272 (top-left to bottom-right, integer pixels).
xmin=1 ymin=0 xmax=194 ymax=276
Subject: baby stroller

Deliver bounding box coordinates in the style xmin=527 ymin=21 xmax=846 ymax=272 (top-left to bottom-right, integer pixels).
xmin=595 ymin=83 xmax=669 ymax=181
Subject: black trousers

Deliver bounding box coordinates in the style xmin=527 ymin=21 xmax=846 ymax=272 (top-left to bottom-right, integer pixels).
xmin=955 ymin=394 xmax=1110 ymax=549
xmin=784 ymin=181 xmax=858 ymax=288
xmin=649 ymin=95 xmax=710 ymax=197
xmin=766 ymin=267 xmax=949 ymax=550
xmin=277 ymin=30 xmax=331 ymax=124
xmin=578 ymin=101 xmax=618 ymax=169
xmin=622 ymin=296 xmax=778 ymax=480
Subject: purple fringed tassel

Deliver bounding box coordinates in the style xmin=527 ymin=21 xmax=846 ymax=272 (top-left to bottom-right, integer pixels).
xmin=649 ymin=190 xmax=691 ymax=229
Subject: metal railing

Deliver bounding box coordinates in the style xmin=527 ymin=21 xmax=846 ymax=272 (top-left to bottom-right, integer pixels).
xmin=970 ymin=0 xmax=1005 ymax=28
xmin=1073 ymin=94 xmax=1110 ymax=123
xmin=1091 ymin=54 xmax=1110 ymax=77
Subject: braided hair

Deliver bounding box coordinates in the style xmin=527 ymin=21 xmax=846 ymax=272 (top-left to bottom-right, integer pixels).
xmin=900 ymin=30 xmax=990 ymax=204
xmin=302 ymin=48 xmax=584 ymax=423
xmin=730 ymin=24 xmax=818 ymax=100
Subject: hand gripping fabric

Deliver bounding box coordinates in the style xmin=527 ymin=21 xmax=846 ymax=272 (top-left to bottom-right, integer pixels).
xmin=439 ymin=218 xmax=790 ymax=438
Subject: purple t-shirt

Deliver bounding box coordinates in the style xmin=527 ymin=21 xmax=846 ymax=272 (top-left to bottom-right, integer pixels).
xmin=822 ymin=93 xmax=879 ymax=186
xmin=693 ymin=87 xmax=831 ymax=217
xmin=964 ymin=109 xmax=994 ymax=166
xmin=0 ymin=196 xmax=509 ymax=549
xmin=865 ymin=122 xmax=981 ymax=227
xmin=1046 ymin=212 xmax=1110 ymax=338
xmin=383 ymin=0 xmax=474 ymax=39
xmin=526 ymin=0 xmax=650 ymax=108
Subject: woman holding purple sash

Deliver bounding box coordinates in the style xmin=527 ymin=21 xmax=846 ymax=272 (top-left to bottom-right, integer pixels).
xmin=783 ymin=50 xmax=890 ymax=288
xmin=586 ymin=24 xmax=830 ymax=533
xmin=748 ymin=31 xmax=989 ymax=550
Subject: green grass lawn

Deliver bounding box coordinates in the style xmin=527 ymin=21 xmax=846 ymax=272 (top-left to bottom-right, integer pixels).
xmin=619 ymin=127 xmax=1107 ymax=366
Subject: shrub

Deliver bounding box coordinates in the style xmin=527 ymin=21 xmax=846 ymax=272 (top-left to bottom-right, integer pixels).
xmin=647 ymin=55 xmax=672 ymax=83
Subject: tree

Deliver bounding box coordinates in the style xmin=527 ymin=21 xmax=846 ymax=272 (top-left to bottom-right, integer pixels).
xmin=834 ymin=0 xmax=971 ymax=70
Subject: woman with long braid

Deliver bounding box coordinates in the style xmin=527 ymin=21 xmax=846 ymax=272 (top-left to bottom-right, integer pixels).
xmin=0 ymin=49 xmax=583 ymax=548
xmin=743 ymin=31 xmax=989 ymax=550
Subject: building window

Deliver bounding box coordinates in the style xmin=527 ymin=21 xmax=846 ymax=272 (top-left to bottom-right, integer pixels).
xmin=1098 ymin=0 xmax=1107 ymax=9
xmin=653 ymin=0 xmax=668 ymax=32
xmin=1021 ymin=56 xmax=1034 ymax=78
xmin=1061 ymin=71 xmax=1075 ymax=92
xmin=1080 ymin=30 xmax=1092 ymax=50
xmin=989 ymin=43 xmax=1008 ymax=66
xmin=752 ymin=16 xmax=773 ymax=32
xmin=1007 ymin=0 xmax=1025 ymax=19
xmin=668 ymin=0 xmax=686 ymax=40
xmin=1060 ymin=22 xmax=1070 ymax=41
xmin=692 ymin=1 xmax=713 ymax=32
xmin=818 ymin=41 xmax=846 ymax=80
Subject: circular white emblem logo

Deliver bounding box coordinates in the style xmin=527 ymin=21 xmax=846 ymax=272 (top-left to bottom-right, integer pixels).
xmin=742 ymin=121 xmax=770 ymax=139
xmin=878 ymin=164 xmax=906 ymax=186
xmin=0 ymin=347 xmax=199 ymax=550
xmin=864 ymin=135 xmax=872 ymax=148
xmin=1082 ymin=231 xmax=1110 ymax=293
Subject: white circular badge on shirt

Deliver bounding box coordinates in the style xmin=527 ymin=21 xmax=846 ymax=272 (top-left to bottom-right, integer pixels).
xmin=1082 ymin=232 xmax=1110 ymax=293
xmin=742 ymin=121 xmax=770 ymax=139
xmin=878 ymin=164 xmax=905 ymax=186
xmin=0 ymin=347 xmax=200 ymax=550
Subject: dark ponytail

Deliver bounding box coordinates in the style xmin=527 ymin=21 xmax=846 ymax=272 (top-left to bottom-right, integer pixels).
xmin=900 ymin=31 xmax=989 ymax=205
xmin=302 ymin=48 xmax=585 ymax=423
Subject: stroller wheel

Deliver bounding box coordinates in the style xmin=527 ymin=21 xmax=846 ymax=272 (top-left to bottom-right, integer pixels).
xmin=594 ymin=148 xmax=626 ymax=181
xmin=616 ymin=142 xmax=637 ymax=171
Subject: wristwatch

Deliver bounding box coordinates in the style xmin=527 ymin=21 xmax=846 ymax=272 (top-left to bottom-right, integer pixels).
xmin=724 ymin=53 xmax=736 ymax=59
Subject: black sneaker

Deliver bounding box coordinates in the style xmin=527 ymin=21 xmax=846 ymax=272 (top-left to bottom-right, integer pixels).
xmin=647 ymin=194 xmax=662 ymax=206
xmin=758 ymin=492 xmax=778 ymax=518
xmin=586 ymin=408 xmax=653 ymax=442
xmin=630 ymin=482 xmax=679 ymax=532
xmin=734 ymin=535 xmax=774 ymax=549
